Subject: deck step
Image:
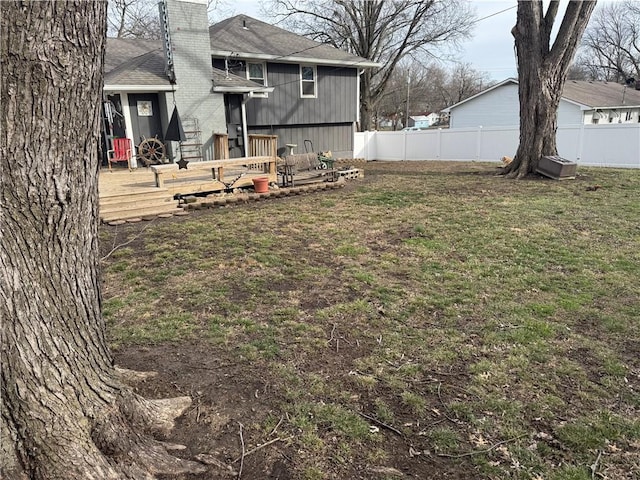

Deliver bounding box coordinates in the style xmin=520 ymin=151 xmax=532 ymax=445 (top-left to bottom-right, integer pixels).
xmin=100 ymin=204 xmax=184 ymax=223
xmin=99 ymin=189 xmax=181 ymax=223
xmin=99 ymin=189 xmax=170 ymax=205
xmin=100 ymin=196 xmax=177 ymax=212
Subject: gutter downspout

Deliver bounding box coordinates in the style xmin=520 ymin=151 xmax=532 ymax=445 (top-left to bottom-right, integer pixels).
xmin=357 ymin=69 xmax=363 ymax=129
xmin=242 ymin=94 xmax=250 ymax=156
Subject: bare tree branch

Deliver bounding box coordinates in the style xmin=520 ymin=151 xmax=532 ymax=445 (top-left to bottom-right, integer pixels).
xmin=267 ymin=0 xmax=474 ymax=130
xmin=573 ymin=1 xmax=640 ymax=81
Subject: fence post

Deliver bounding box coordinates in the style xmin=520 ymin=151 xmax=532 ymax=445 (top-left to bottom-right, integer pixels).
xmin=365 ymin=131 xmax=371 ymax=161
xmin=437 ymin=128 xmax=442 ymax=160
xmin=576 ymin=124 xmax=585 ymax=164
xmin=476 ymin=126 xmax=483 ymax=161
xmin=403 ymin=130 xmax=408 ymax=161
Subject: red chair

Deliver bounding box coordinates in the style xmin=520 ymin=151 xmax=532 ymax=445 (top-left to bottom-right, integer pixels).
xmin=107 ymin=138 xmax=132 ymax=171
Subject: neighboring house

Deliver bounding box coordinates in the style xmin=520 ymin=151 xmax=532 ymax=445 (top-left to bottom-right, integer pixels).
xmin=443 ymin=78 xmax=640 ymax=129
xmin=408 ymin=113 xmax=439 ymax=128
xmin=209 ymin=15 xmax=379 ymax=158
xmin=103 ymin=0 xmax=378 ymax=166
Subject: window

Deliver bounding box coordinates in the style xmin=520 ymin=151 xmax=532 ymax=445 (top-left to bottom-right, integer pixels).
xmin=300 ymin=65 xmax=317 ymax=98
xmin=247 ymin=62 xmax=266 ymax=86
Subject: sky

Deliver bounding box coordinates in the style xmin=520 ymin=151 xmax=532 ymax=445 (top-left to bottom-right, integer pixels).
xmin=212 ymin=0 xmax=609 ymax=82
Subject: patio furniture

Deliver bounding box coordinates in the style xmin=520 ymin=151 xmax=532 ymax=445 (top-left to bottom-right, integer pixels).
xmin=107 ymin=138 xmax=132 ymax=171
xmin=278 ymin=152 xmax=338 ymax=187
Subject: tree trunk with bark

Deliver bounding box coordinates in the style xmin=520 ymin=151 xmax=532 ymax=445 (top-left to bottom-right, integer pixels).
xmin=360 ymin=69 xmax=374 ymax=131
xmin=0 ymin=2 xmax=204 ymax=478
xmin=504 ymin=0 xmax=597 ymax=178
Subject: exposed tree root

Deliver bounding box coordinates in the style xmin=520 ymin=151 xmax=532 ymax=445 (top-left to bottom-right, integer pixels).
xmin=497 ymin=157 xmax=531 ymax=179
xmin=91 ymin=391 xmax=207 ymax=478
xmin=115 ymin=366 xmax=158 ymax=384
xmin=122 ymin=393 xmax=193 ymax=438
xmin=196 ymin=453 xmax=238 ymax=476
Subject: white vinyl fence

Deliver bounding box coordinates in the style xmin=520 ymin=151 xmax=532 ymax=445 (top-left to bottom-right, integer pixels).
xmin=354 ymin=123 xmax=640 ymax=168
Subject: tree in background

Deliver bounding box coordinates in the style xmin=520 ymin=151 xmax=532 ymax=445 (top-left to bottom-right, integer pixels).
xmin=1 ymin=2 xmax=205 ymax=478
xmin=573 ymin=1 xmax=639 ymax=83
xmin=271 ymin=0 xmax=475 ymax=131
xmin=430 ymin=63 xmax=490 ymax=110
xmin=108 ymin=0 xmax=161 ymax=39
xmin=375 ymin=62 xmax=490 ymax=129
xmin=503 ymin=0 xmax=596 ymax=178
xmin=108 ymin=0 xmax=229 ymax=37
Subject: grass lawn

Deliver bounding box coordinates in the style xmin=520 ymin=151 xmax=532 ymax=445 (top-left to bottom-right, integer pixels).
xmin=101 ymin=161 xmax=640 ymax=479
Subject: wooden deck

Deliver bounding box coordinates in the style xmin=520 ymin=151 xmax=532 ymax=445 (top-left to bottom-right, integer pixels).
xmin=98 ymin=157 xmax=278 ymax=223
xmin=98 ymin=156 xmax=363 ymax=223
xmin=99 ymin=167 xmax=160 ymax=197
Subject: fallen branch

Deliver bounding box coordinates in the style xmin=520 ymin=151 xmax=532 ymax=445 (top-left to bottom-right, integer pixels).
xmin=356 ymin=411 xmax=403 ymax=437
xmin=237 ymin=422 xmax=245 ymax=479
xmin=232 ymin=437 xmax=291 ymax=464
xmin=327 ymin=324 xmax=353 ymax=353
xmin=590 ymin=449 xmax=602 ymax=480
xmin=101 ymin=219 xmax=156 ymax=261
xmin=269 ymin=415 xmax=284 ymax=436
xmin=436 ymin=433 xmax=527 ymax=459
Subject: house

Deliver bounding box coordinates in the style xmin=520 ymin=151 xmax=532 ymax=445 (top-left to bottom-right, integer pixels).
xmin=408 ymin=113 xmax=439 ymax=128
xmin=443 ymin=78 xmax=640 ymax=129
xmin=103 ymin=0 xmax=267 ymax=166
xmin=103 ymin=0 xmax=378 ymax=167
xmin=208 ymin=15 xmax=380 ymax=158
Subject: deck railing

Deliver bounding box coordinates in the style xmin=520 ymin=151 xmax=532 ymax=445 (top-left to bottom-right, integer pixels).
xmin=248 ymin=134 xmax=278 ymax=158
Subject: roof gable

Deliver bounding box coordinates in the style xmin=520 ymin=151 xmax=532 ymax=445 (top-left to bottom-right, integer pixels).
xmin=444 ymin=78 xmax=640 ymax=112
xmin=209 ymin=15 xmax=379 ymax=68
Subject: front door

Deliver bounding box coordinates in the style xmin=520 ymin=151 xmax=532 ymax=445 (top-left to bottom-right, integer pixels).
xmin=128 ymin=93 xmax=163 ymax=145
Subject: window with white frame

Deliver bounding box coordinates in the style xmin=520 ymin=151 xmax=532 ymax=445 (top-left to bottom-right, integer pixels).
xmin=300 ymin=65 xmax=317 ymax=98
xmin=247 ymin=62 xmax=266 ymax=86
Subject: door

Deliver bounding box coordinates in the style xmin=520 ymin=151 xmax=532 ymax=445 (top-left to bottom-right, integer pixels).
xmin=128 ymin=93 xmax=163 ymax=145
xmin=224 ymin=94 xmax=245 ymax=158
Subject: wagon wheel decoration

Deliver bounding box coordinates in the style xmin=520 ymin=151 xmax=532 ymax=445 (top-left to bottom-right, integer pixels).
xmin=137 ymin=137 xmax=166 ymax=166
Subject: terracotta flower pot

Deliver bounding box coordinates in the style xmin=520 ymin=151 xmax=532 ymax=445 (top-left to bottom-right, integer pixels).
xmin=252 ymin=177 xmax=269 ymax=193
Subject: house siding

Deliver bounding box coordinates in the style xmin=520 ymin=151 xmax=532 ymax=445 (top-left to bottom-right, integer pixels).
xmin=213 ymin=59 xmax=358 ymax=125
xmin=249 ymin=123 xmax=354 ymax=158
xmin=450 ymin=82 xmax=587 ymax=128
xmin=557 ymin=101 xmax=583 ymax=125
xmin=450 ymin=83 xmax=520 ymax=128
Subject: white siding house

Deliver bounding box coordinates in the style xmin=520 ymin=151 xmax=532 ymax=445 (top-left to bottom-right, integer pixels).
xmin=408 ymin=113 xmax=440 ymax=128
xmin=444 ymin=78 xmax=640 ymax=128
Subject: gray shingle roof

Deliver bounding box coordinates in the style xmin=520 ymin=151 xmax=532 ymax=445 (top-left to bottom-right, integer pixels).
xmin=562 ymin=80 xmax=640 ymax=108
xmin=105 ymin=38 xmax=170 ymax=87
xmin=105 ymin=37 xmax=263 ymax=91
xmin=209 ymin=15 xmax=379 ymax=68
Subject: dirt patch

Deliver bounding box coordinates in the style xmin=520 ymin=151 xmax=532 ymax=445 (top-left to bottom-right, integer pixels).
xmin=115 ymin=340 xmax=478 ymax=479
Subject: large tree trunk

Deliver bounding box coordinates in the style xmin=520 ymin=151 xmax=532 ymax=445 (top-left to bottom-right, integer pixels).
xmin=360 ymin=69 xmax=374 ymax=131
xmin=0 ymin=2 xmax=204 ymax=478
xmin=503 ymin=0 xmax=597 ymax=178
